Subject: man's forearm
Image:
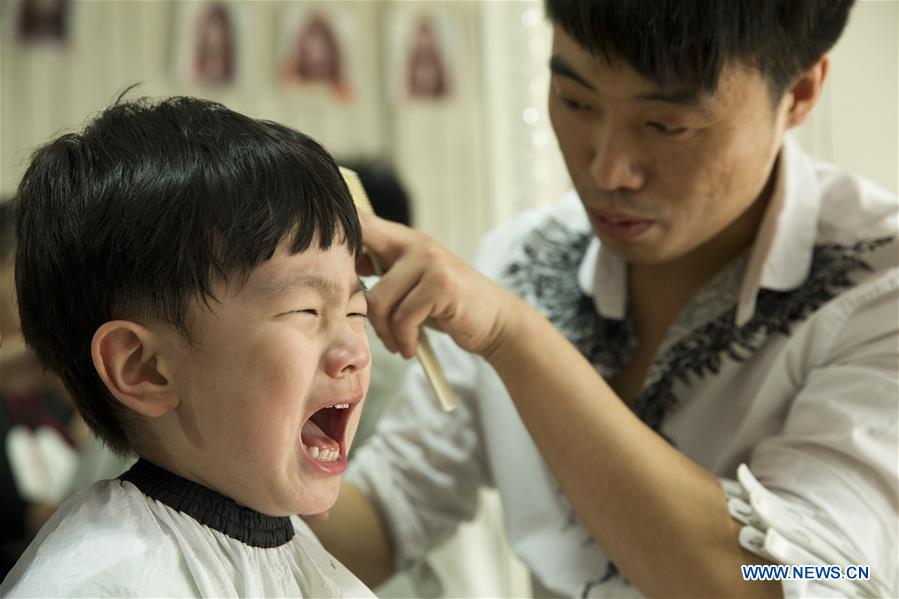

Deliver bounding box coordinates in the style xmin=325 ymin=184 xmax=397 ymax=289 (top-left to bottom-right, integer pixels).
xmin=485 ymin=304 xmax=780 ymax=597
xmin=307 ymin=482 xmax=396 ymax=588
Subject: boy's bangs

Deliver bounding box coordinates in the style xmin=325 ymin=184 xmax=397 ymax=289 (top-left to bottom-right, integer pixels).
xmin=196 ymin=126 xmax=362 ymax=287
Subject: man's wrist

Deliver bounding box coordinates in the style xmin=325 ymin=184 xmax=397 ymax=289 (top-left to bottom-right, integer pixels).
xmin=481 ymin=292 xmax=540 ymax=367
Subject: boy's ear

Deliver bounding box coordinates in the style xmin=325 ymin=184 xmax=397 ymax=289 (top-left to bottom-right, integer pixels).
xmin=784 ymin=55 xmax=829 ymax=130
xmin=91 ymin=320 xmax=180 ymax=418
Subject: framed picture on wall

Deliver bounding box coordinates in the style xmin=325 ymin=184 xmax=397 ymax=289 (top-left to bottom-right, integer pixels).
xmin=172 ymin=0 xmax=250 ymax=88
xmin=389 ymin=11 xmax=455 ymax=102
xmin=13 ymin=0 xmax=71 ymax=47
xmin=277 ymin=4 xmax=354 ymax=101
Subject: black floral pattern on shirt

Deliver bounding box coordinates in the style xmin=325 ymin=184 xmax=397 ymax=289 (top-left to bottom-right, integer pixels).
xmin=503 ymin=220 xmax=892 ymax=428
xmin=503 ymin=220 xmax=635 ymax=377
xmin=502 ymin=218 xmax=893 ymax=590
xmin=632 ymin=235 xmax=894 ymax=430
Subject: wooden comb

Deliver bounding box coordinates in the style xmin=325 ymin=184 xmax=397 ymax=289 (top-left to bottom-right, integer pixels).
xmin=340 ymin=166 xmax=457 ymax=412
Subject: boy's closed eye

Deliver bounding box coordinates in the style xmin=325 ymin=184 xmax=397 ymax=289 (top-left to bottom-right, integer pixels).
xmin=281 ymin=308 xmax=368 ymax=319
xmin=261 ymin=274 xmax=368 ymax=319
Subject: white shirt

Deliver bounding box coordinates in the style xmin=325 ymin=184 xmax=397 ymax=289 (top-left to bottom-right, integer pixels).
xmin=1 ymin=460 xmax=375 ymax=598
xmin=348 ymin=136 xmax=898 ymax=597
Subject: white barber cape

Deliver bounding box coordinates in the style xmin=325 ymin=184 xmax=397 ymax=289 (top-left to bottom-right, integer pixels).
xmin=1 ymin=459 xmax=374 ymax=598
xmin=347 ymin=135 xmax=898 ymax=598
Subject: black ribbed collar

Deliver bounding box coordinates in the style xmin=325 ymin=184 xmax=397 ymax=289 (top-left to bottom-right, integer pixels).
xmin=119 ymin=458 xmax=294 ymax=548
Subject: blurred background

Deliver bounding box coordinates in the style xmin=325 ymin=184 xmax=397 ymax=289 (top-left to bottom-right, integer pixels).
xmin=3 ymin=0 xmax=894 ymax=260
xmin=0 ymin=0 xmax=896 ymax=596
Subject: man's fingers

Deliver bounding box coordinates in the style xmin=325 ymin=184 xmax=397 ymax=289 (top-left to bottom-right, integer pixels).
xmin=365 ymin=253 xmax=425 ymax=353
xmin=390 ymin=283 xmax=442 ymax=358
xmin=358 ymin=211 xmax=422 ymax=272
xmin=357 ymin=253 xmax=377 ymax=277
xmin=360 ymin=218 xmax=466 ymax=356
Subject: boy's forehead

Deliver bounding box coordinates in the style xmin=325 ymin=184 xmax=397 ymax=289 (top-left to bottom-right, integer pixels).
xmin=243 ymin=247 xmax=364 ymax=300
xmin=251 ymin=271 xmax=366 ymax=301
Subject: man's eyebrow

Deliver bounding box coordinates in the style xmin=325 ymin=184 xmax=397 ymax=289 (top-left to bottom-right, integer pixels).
xmin=549 ymin=56 xmax=595 ymax=91
xmin=256 ymin=274 xmax=367 ymax=300
xmin=550 ymin=55 xmax=704 ymax=107
xmin=633 ymin=89 xmax=703 ymax=106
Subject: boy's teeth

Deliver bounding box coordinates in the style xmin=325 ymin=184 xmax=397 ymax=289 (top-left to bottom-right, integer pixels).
xmin=304 ymin=444 xmax=340 ymax=463
xmin=332 ymin=403 xmax=349 ymax=409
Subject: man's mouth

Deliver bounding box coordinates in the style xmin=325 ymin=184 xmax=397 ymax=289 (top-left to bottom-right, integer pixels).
xmin=588 ymin=208 xmax=655 ymax=240
xmin=300 ymin=397 xmax=360 ymax=473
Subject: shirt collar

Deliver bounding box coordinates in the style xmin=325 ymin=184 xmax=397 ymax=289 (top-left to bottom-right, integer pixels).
xmin=577 ymin=135 xmax=821 ymax=325
xmin=735 ymin=135 xmax=820 ymax=325
xmin=578 ymin=236 xmax=627 ymax=319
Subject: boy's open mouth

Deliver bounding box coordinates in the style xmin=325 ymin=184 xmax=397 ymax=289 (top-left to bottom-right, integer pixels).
xmin=300 ymin=401 xmax=356 ymax=467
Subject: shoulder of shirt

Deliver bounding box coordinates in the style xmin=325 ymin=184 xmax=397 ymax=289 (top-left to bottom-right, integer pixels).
xmin=474 ymin=190 xmax=589 ymax=278
xmin=813 ymin=162 xmax=898 ymax=324
xmin=1 ymin=480 xmax=183 ymax=596
xmin=793 ymin=155 xmax=899 ymax=350
xmin=813 ymin=157 xmax=898 ymax=259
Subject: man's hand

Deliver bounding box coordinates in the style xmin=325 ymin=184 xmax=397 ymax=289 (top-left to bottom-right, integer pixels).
xmin=358 ymin=212 xmax=524 ymax=359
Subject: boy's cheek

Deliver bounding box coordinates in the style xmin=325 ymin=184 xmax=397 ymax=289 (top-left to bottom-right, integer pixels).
xmin=343 ymin=406 xmax=366 ymax=452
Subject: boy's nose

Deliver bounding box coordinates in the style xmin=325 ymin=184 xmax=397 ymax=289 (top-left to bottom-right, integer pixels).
xmin=324 ymin=329 xmax=370 ymax=378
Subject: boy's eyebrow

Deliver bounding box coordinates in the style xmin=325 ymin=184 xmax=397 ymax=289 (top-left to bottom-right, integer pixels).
xmin=549 ymin=55 xmax=703 ymax=107
xmin=256 ymin=273 xmax=367 ymax=300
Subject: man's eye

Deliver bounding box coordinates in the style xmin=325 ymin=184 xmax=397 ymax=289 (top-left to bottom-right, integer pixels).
xmin=292 ymin=309 xmax=320 ymax=317
xmin=348 ymin=312 xmax=368 ymax=320
xmin=561 ymin=97 xmax=590 ymax=111
xmin=648 ymin=121 xmax=689 ymax=135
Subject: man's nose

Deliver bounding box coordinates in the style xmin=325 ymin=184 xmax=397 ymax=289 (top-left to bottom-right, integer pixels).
xmin=324 ymin=327 xmax=370 ymax=378
xmin=588 ymin=126 xmax=646 ymax=192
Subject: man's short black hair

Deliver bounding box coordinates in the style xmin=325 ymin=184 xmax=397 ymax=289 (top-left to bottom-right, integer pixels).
xmin=544 ymin=0 xmax=855 ymax=98
xmin=14 ymin=96 xmax=362 ymax=454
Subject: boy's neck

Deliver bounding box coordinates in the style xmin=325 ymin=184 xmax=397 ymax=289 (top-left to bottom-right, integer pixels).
xmin=120 ymin=458 xmax=296 ymax=548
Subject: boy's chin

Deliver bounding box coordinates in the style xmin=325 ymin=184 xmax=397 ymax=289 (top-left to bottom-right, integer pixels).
xmin=296 ymin=482 xmax=340 ymax=516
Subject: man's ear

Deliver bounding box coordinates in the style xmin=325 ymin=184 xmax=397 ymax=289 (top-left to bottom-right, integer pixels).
xmin=784 ymin=56 xmax=830 ymax=129
xmin=91 ymin=320 xmax=180 ymax=418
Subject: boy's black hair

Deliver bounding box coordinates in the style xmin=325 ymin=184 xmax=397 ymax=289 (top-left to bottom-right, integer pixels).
xmin=14 ymin=96 xmax=362 ymax=454
xmin=544 ymin=0 xmax=855 ymax=99
xmin=0 ymin=201 xmax=14 ymax=261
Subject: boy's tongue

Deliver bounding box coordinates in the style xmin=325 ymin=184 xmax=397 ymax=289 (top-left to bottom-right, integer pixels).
xmin=301 ymin=418 xmax=339 ymax=452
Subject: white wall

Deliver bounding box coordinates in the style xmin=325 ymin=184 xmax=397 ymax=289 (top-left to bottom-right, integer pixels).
xmin=0 ymin=0 xmax=489 ymax=260
xmin=793 ymin=0 xmax=899 ymax=194
xmin=0 ymin=0 xmax=895 ymax=259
